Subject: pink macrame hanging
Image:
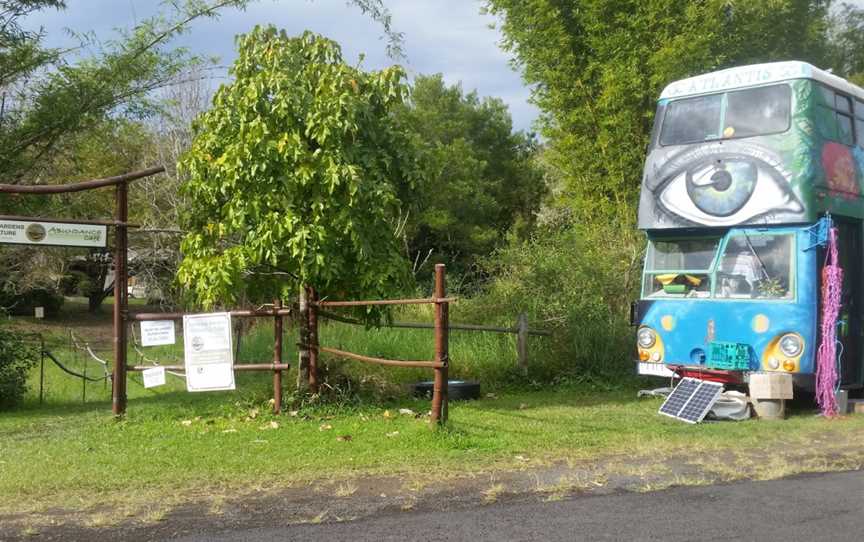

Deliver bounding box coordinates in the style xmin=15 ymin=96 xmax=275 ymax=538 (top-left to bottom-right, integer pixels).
xmin=816 ymin=227 xmax=842 ymax=417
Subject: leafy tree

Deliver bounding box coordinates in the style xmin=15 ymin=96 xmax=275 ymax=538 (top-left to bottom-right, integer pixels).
xmin=396 ymin=74 xmax=545 ymax=282
xmin=484 ymin=0 xmax=859 ymax=223
xmin=0 ymin=0 xmax=401 ymax=312
xmin=0 ymin=326 xmax=39 ymax=409
xmin=178 ymin=28 xmax=420 ymax=308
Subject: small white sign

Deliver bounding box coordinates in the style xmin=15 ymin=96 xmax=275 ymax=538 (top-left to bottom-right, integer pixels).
xmin=143 ymin=367 xmax=166 ymax=388
xmin=638 ymin=362 xmax=677 ymax=378
xmin=0 ymin=219 xmax=107 ymax=248
xmin=34 ymin=306 xmax=44 ymax=319
xmin=183 ymin=312 xmax=235 ymax=392
xmin=140 ymin=320 xmax=176 ymax=347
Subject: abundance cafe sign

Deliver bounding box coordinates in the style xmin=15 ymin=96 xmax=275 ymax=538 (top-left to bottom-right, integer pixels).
xmin=0 ymin=219 xmax=106 ymax=248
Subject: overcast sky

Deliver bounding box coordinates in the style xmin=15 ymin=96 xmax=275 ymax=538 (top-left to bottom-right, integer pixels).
xmin=24 ymin=0 xmax=540 ymax=132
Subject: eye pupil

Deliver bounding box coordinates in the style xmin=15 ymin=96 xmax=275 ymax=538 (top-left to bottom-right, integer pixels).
xmin=685 ymin=159 xmax=757 ymax=217
xmin=710 ymin=169 xmax=733 ymax=191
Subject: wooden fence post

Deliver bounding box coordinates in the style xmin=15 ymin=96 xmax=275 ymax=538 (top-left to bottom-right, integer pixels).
xmin=431 ymin=264 xmax=449 ymax=425
xmin=272 ymin=298 xmax=283 ymax=414
xmin=516 ymin=312 xmax=528 ymax=375
xmin=297 ymin=286 xmax=310 ymax=391
xmin=308 ymin=287 xmax=319 ymax=394
xmin=112 ymin=180 xmax=128 ymax=416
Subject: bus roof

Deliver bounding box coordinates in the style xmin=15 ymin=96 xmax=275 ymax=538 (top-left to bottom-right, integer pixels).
xmin=659 ymin=61 xmax=864 ymax=102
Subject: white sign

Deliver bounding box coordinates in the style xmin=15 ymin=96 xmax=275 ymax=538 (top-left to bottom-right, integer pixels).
xmin=140 ymin=320 xmax=176 ymax=347
xmin=142 ymin=367 xmax=166 ymax=388
xmin=638 ymin=362 xmax=677 ymax=378
xmin=34 ymin=306 xmax=44 ymax=319
xmin=0 ymin=219 xmax=107 ymax=248
xmin=183 ymin=312 xmax=235 ymax=392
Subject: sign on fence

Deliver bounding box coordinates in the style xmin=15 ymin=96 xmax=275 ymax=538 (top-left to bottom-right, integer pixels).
xmin=0 ymin=219 xmax=107 ymax=248
xmin=140 ymin=320 xmax=176 ymax=347
xmin=183 ymin=312 xmax=235 ymax=392
xmin=143 ymin=367 xmax=166 ymax=388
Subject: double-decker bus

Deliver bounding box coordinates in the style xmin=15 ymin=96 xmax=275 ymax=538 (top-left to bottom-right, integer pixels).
xmin=634 ymin=61 xmax=864 ymax=394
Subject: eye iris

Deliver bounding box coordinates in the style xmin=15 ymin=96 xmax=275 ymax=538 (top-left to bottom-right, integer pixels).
xmin=686 ymin=161 xmax=756 ymax=217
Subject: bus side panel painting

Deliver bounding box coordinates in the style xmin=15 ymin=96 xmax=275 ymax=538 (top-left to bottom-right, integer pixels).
xmin=638 ymin=78 xmax=864 ymax=230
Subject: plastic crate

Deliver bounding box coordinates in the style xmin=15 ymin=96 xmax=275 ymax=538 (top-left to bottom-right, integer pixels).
xmin=706 ymin=341 xmax=751 ymax=370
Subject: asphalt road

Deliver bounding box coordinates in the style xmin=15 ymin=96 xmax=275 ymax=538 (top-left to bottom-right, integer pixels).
xmin=175 ymin=470 xmax=864 ymax=542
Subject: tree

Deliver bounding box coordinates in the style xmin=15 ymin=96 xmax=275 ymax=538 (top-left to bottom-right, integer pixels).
xmin=178 ymin=28 xmax=420 ymax=308
xmin=0 ymin=0 xmax=402 ymax=312
xmin=395 ymin=74 xmax=545 ymax=282
xmin=484 ymin=0 xmax=859 ymax=224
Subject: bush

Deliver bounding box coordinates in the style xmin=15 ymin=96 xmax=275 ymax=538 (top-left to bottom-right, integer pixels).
xmin=0 ymin=288 xmax=64 ymax=317
xmin=467 ymin=218 xmax=644 ymax=384
xmin=0 ymin=328 xmax=39 ymax=409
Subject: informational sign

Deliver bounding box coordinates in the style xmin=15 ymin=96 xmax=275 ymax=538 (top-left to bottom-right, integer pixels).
xmin=182 ymin=312 xmax=235 ymax=392
xmin=34 ymin=307 xmax=44 ymax=319
xmin=140 ymin=320 xmax=176 ymax=347
xmin=0 ymin=219 xmax=107 ymax=248
xmin=142 ymin=367 xmax=166 ymax=388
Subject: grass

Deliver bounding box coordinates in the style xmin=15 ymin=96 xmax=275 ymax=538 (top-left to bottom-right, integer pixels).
xmin=2 ymin=378 xmax=864 ymax=517
xmin=2 ymin=300 xmax=864 ymax=520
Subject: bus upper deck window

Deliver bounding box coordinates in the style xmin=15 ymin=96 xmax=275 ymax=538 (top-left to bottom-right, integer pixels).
xmin=659 ymin=84 xmax=791 ymax=146
xmin=724 ymin=85 xmax=791 ymax=138
xmin=660 ymin=94 xmax=722 ymax=146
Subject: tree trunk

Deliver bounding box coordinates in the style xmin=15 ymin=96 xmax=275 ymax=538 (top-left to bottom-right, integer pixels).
xmin=296 ymin=286 xmax=310 ymax=391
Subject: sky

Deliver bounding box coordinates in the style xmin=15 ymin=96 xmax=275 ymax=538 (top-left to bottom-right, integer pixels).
xmin=23 ymin=0 xmax=541 ymax=132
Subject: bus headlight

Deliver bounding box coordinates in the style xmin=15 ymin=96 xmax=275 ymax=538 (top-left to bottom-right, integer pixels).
xmin=779 ymin=334 xmax=803 ymax=357
xmin=637 ymin=328 xmax=657 ymax=348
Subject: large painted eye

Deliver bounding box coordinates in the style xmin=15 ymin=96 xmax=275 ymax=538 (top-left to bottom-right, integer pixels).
xmin=685 ymin=161 xmax=756 ymax=217
xmin=656 ymin=143 xmax=803 ymax=226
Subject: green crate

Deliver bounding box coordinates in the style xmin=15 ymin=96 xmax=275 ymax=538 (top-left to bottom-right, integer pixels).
xmin=706 ymin=341 xmax=751 ymax=370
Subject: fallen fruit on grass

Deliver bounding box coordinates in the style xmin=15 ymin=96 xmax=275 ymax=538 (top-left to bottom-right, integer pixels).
xmin=336 ymin=435 xmax=352 ymax=442
xmin=319 ymin=424 xmax=333 ymax=431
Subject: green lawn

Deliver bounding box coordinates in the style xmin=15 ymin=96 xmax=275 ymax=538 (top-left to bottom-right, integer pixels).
xmin=3 ymin=307 xmax=863 ymax=518
xmin=3 ymin=373 xmax=863 ymax=515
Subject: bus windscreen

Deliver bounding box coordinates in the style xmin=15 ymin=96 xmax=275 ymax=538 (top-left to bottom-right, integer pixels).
xmin=660 ymin=84 xmax=791 ymax=146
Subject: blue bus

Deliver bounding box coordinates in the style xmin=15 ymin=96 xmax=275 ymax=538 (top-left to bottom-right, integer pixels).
xmin=634 ymin=61 xmax=864 ymax=394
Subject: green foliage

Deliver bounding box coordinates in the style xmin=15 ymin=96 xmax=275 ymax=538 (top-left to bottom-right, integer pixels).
xmin=475 ymin=220 xmax=643 ymax=380
xmin=178 ymin=28 xmax=421 ymax=307
xmin=478 ymin=1 xmax=864 ymax=380
xmin=395 ymin=74 xmax=546 ymax=281
xmin=485 ymin=0 xmax=850 ymax=223
xmin=0 ymin=327 xmax=39 ymax=409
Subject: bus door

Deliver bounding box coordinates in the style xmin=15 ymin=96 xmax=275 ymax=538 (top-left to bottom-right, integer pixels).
xmin=834 ymin=220 xmax=864 ymax=387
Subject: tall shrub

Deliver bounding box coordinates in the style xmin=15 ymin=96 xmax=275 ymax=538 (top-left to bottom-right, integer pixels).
xmin=0 ymin=328 xmax=39 ymax=409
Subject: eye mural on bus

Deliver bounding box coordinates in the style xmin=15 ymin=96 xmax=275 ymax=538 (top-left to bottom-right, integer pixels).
xmin=639 ymin=76 xmax=864 ymax=229
xmin=652 ymin=142 xmax=804 ymax=226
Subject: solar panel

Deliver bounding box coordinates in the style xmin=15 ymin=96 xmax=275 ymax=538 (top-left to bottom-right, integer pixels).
xmin=658 ymin=377 xmax=724 ymax=424
xmin=658 ymin=378 xmax=700 ymax=417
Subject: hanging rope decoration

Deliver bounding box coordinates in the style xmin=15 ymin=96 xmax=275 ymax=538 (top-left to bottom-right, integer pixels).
xmin=816 ymin=226 xmax=842 ymax=417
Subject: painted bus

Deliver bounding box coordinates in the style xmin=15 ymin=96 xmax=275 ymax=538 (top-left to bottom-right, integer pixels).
xmin=634 ymin=61 xmax=864 ymax=394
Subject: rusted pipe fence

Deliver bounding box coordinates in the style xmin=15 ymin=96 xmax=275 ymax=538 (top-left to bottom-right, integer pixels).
xmin=316 ymin=308 xmax=550 ymax=376
xmin=128 ymin=302 xmax=291 ymax=414
xmin=305 ymin=263 xmax=451 ymax=425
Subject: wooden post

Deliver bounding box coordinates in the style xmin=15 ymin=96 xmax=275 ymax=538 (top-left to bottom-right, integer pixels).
xmin=112 ymin=181 xmax=128 ymax=416
xmin=39 ymin=335 xmax=44 ymax=405
xmin=516 ymin=312 xmax=529 ymax=375
xmin=272 ymin=298 xmax=283 ymax=413
xmin=431 ymin=264 xmax=449 ymax=425
xmin=308 ymin=287 xmax=319 ymax=394
xmin=297 ymin=286 xmax=310 ymax=391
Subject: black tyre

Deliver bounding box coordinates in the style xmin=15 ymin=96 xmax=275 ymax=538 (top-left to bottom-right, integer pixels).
xmin=412 ymin=380 xmax=481 ymax=401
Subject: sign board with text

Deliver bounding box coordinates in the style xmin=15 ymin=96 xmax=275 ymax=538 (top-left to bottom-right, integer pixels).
xmin=140 ymin=320 xmax=176 ymax=347
xmin=182 ymin=312 xmax=235 ymax=392
xmin=0 ymin=219 xmax=106 ymax=248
